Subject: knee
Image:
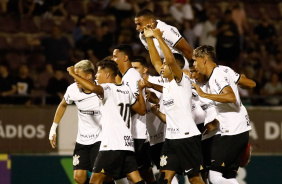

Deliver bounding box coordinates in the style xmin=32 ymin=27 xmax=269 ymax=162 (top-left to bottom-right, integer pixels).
xmin=74 ymin=174 xmax=86 ymax=184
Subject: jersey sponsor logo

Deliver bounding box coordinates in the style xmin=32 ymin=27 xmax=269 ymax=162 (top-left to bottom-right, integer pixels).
xmin=150 ymin=131 xmax=164 ymax=140
xmin=201 ymin=101 xmax=215 ymax=110
xmin=167 ymin=127 xmax=180 ymax=133
xmin=215 ymin=79 xmax=221 ymax=91
xmin=245 ymin=115 xmax=251 ymax=126
xmin=163 ymin=99 xmax=174 ymax=107
xmin=79 ymin=110 xmax=100 ymax=116
xmin=80 ymin=133 xmax=99 ymax=139
xmin=116 ymin=89 xmax=129 ymax=94
xmin=103 ymin=85 xmax=111 ymax=91
xmin=65 ymin=94 xmax=71 ymax=103
xmin=73 ymin=154 xmax=80 ymax=166
xmin=170 ymin=28 xmax=180 ymax=37
xmin=124 ymin=135 xmax=134 ymax=147
xmin=163 ymin=37 xmax=173 ymax=46
xmin=160 ymin=155 xmax=168 ymax=167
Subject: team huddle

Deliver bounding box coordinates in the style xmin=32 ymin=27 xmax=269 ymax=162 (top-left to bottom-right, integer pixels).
xmin=48 ymin=9 xmax=255 ymax=184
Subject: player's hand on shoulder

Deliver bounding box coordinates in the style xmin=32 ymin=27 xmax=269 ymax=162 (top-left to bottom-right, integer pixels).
xmin=152 ymin=28 xmax=163 ymax=39
xmin=144 ymin=25 xmax=154 ymax=38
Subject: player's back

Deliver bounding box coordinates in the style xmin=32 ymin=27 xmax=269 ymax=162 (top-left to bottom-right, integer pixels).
xmin=99 ymin=83 xmax=136 ymax=151
xmin=122 ymin=68 xmax=147 ymax=139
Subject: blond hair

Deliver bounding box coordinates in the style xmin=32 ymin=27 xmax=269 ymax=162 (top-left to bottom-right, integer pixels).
xmin=74 ymin=60 xmax=95 ymax=75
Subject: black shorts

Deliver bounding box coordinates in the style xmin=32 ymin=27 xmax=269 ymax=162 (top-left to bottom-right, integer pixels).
xmin=201 ymin=135 xmax=220 ymax=171
xmin=210 ymin=131 xmax=249 ymax=178
xmin=93 ymin=150 xmax=138 ymax=179
xmin=160 ymin=136 xmax=203 ymax=177
xmin=149 ymin=142 xmax=164 ymax=169
xmin=134 ymin=139 xmax=152 ymax=169
xmin=73 ymin=141 xmax=101 ymax=171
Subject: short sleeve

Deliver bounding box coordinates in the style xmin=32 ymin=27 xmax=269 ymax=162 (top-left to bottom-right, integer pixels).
xmin=124 ymin=74 xmax=141 ymax=98
xmin=210 ymin=70 xmax=230 ymax=94
xmin=177 ymin=73 xmax=191 ymax=87
xmin=100 ymin=84 xmax=111 ymax=100
xmin=160 ymin=23 xmax=182 ymax=47
xmin=128 ymin=87 xmax=137 ymax=106
xmin=64 ymin=86 xmax=73 ymax=104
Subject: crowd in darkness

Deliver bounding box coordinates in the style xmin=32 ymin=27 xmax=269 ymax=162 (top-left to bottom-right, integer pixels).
xmin=0 ymin=0 xmax=282 ymax=106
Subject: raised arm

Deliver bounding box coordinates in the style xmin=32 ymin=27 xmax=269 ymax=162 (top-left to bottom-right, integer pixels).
xmin=144 ymin=29 xmax=163 ymax=75
xmin=132 ymin=79 xmax=146 ymax=115
xmin=67 ymin=66 xmax=103 ymax=97
xmin=49 ymin=98 xmax=67 ymax=148
xmin=152 ymin=28 xmax=183 ymax=81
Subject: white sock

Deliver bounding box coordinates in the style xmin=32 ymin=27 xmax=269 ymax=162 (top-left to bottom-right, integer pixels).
xmin=209 ymin=170 xmax=234 ymax=184
xmin=115 ymin=177 xmax=130 ymax=184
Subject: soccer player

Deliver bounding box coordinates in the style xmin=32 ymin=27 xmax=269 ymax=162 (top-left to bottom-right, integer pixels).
xmin=49 ymin=60 xmax=104 ymax=184
xmin=143 ymin=27 xmax=204 ymax=184
xmin=131 ymin=56 xmax=165 ymax=168
xmin=192 ymin=45 xmax=252 ymax=184
xmin=135 ymin=9 xmax=193 ymax=70
xmin=67 ymin=59 xmax=147 ymax=184
xmin=112 ymin=45 xmax=156 ymax=184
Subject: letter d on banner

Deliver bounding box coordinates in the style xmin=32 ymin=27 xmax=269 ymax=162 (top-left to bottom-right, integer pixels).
xmin=265 ymin=121 xmax=280 ymax=140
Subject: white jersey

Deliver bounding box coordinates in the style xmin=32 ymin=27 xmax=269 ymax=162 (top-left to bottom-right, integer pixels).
xmin=122 ymin=68 xmax=147 ymax=139
xmin=99 ymin=83 xmax=136 ymax=151
xmin=191 ymin=89 xmax=206 ymax=125
xmin=203 ymin=67 xmax=251 ymax=136
xmin=64 ymin=83 xmax=102 ymax=145
xmin=197 ymin=90 xmax=220 ymax=140
xmin=139 ymin=20 xmax=189 ymax=70
xmin=163 ymin=73 xmax=201 ymax=139
xmin=146 ymin=75 xmax=166 ymax=145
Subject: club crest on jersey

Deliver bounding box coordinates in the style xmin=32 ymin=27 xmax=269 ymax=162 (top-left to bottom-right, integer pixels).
xmin=73 ymin=154 xmax=80 ymax=166
xmin=160 ymin=155 xmax=168 ymax=167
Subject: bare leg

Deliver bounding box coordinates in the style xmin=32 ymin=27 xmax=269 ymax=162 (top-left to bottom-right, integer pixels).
xmin=188 ymin=172 xmax=205 ymax=184
xmin=159 ymin=170 xmax=176 ymax=184
xmin=74 ymin=170 xmax=87 ymax=184
xmin=139 ymin=167 xmax=156 ymax=184
xmin=127 ymin=170 xmax=143 ymax=184
xmin=90 ymin=172 xmax=107 ymax=184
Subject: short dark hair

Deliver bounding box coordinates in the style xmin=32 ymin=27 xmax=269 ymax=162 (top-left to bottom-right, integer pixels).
xmin=173 ymin=53 xmax=185 ymax=69
xmin=114 ymin=44 xmax=134 ymax=61
xmin=136 ymin=9 xmax=155 ymax=18
xmin=132 ymin=56 xmax=148 ymax=67
xmin=97 ymin=59 xmax=119 ymax=77
xmin=189 ymin=59 xmax=195 ymax=68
